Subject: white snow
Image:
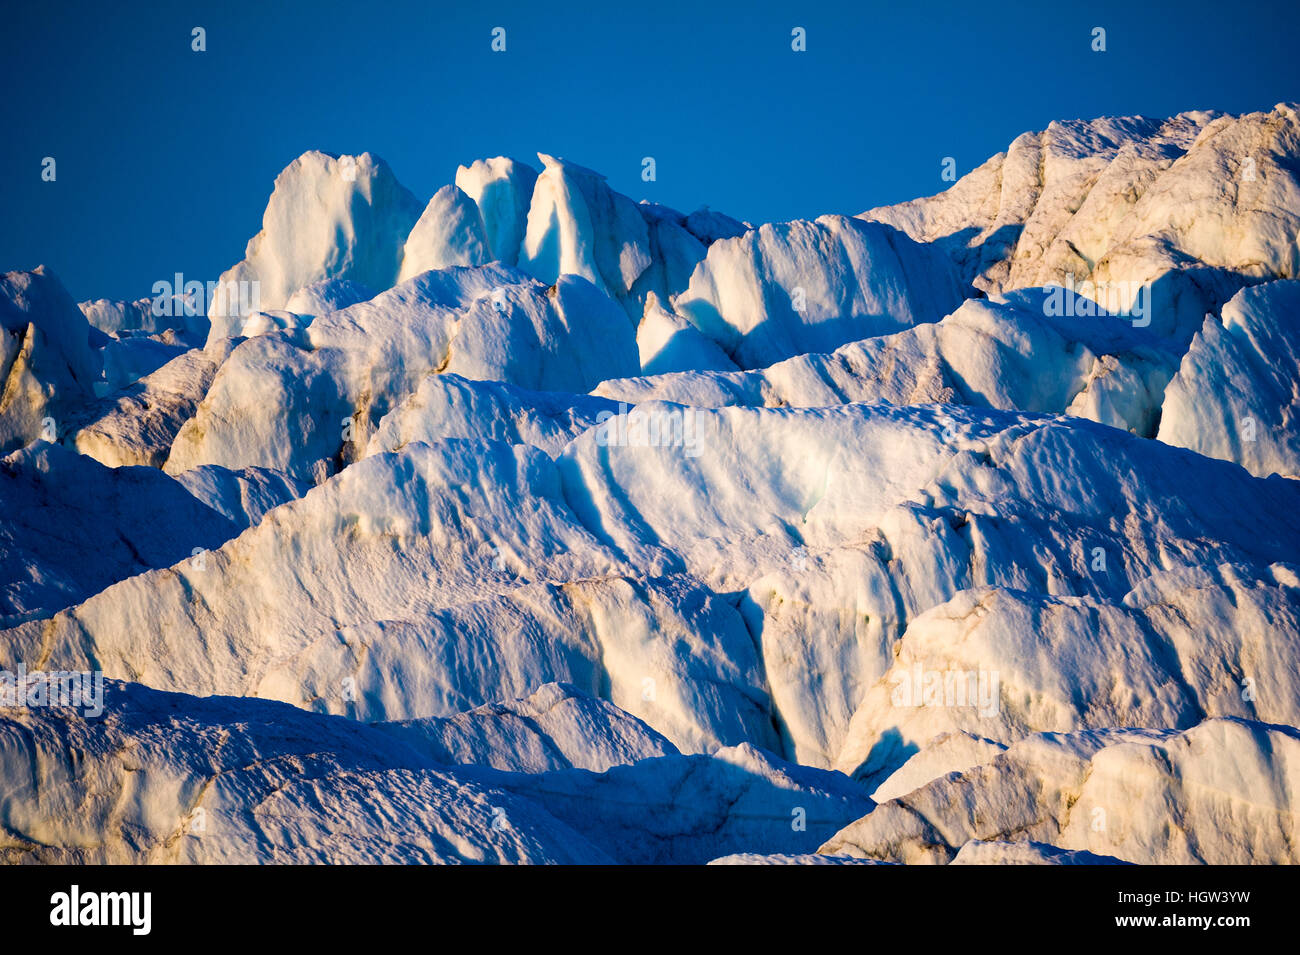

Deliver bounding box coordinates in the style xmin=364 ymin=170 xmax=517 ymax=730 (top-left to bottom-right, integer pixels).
xmin=284 ymin=277 xmax=376 ymax=316
xmin=237 ymin=308 xmax=311 ymax=339
xmin=601 ymin=292 xmax=1177 ymax=436
xmin=69 ymin=342 xmax=233 ymax=468
xmin=634 ymin=292 xmax=740 ymax=376
xmin=3 ymin=440 xmax=774 ymax=753
xmin=471 ymin=741 xmax=874 ymax=864
xmin=366 ymin=373 xmax=620 ymax=459
xmin=948 ymin=841 xmax=1130 ymax=865
xmin=173 ymin=464 xmax=310 ymax=530
xmin=833 ymin=564 xmax=1300 ymax=788
xmin=0 ymin=681 xmax=614 ymax=863
xmin=374 ymin=681 xmax=677 ymax=774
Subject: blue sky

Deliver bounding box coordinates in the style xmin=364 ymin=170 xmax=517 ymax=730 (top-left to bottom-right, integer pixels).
xmin=2 ymin=0 xmax=1296 ymax=301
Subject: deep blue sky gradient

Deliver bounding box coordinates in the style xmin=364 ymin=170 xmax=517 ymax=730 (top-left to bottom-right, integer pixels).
xmin=2 ymin=0 xmax=1297 ymax=301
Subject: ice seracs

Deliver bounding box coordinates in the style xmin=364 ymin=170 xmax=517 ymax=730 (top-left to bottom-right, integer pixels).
xmin=0 ymin=681 xmax=615 ymax=864
xmin=283 ymin=277 xmax=376 ymax=316
xmin=166 ymin=267 xmax=638 ymax=481
xmin=365 ymin=373 xmax=620 ymax=459
xmin=518 ymin=153 xmax=654 ymax=312
xmin=0 ymin=442 xmax=240 ymax=627
xmin=454 ymin=156 xmax=539 ymax=266
xmin=397 ymin=184 xmax=492 ymax=281
xmin=206 ymin=151 xmax=423 ymax=339
xmin=472 ymin=741 xmax=874 ymax=864
xmin=68 ymin=342 xmax=234 ymax=469
xmin=600 ymin=291 xmax=1177 ymax=437
xmin=948 ymin=842 xmax=1131 ymax=865
xmin=374 ymin=681 xmax=678 ymax=774
xmin=634 ymin=291 xmax=740 ymax=376
xmin=820 ymin=719 xmax=1300 ymax=865
xmin=672 ymin=215 xmax=969 ymax=368
xmin=629 ymin=201 xmax=709 ymax=307
xmin=3 ymin=439 xmax=775 ymax=753
xmin=832 ymin=564 xmax=1300 ymax=788
xmin=1158 ymin=280 xmax=1300 ymax=478
xmin=2 ymin=105 xmax=1299 ymax=866
xmin=683 ymin=206 xmax=748 ymax=244
xmin=173 ymin=463 xmax=310 ymax=530
xmin=0 ymin=267 xmax=100 ymax=454
xmin=236 ymin=308 xmax=311 ymax=339
xmin=554 ymin=400 xmax=1300 ymax=767
xmin=862 ymin=104 xmax=1300 ymax=344
xmin=81 ymin=295 xmax=206 ymax=341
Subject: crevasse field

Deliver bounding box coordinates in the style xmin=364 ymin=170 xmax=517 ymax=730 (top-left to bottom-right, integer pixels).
xmin=2 ymin=105 xmax=1299 ymax=865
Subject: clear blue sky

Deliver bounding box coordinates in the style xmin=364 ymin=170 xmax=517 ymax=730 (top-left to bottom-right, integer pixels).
xmin=2 ymin=0 xmax=1296 ymax=302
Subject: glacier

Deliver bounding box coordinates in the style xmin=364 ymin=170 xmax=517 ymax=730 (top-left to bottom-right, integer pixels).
xmin=2 ymin=105 xmax=1299 ymax=866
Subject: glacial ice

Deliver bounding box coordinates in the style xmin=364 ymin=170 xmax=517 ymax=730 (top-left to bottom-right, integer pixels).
xmin=1158 ymin=280 xmax=1300 ymax=477
xmin=2 ymin=105 xmax=1298 ymax=866
xmin=205 ymin=151 xmax=423 ymax=338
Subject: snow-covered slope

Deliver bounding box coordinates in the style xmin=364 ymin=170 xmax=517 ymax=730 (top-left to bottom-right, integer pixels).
xmin=172 ymin=463 xmax=310 ymax=530
xmin=26 ymin=396 xmax=1293 ymax=781
xmin=634 ymin=291 xmax=742 ymax=376
xmin=833 ymin=564 xmax=1300 ymax=787
xmin=554 ymin=401 xmax=1300 ymax=766
xmin=469 ymin=741 xmax=874 ymax=864
xmin=517 ymin=153 xmax=656 ymax=311
xmin=81 ymin=298 xmax=209 ymax=356
xmin=284 ymin=277 xmax=377 ymax=316
xmin=0 ymin=677 xmax=878 ymax=864
xmin=366 ymin=373 xmax=620 ymax=459
xmin=2 ymin=440 xmax=774 ymax=753
xmin=373 ymin=681 xmax=678 ymax=774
